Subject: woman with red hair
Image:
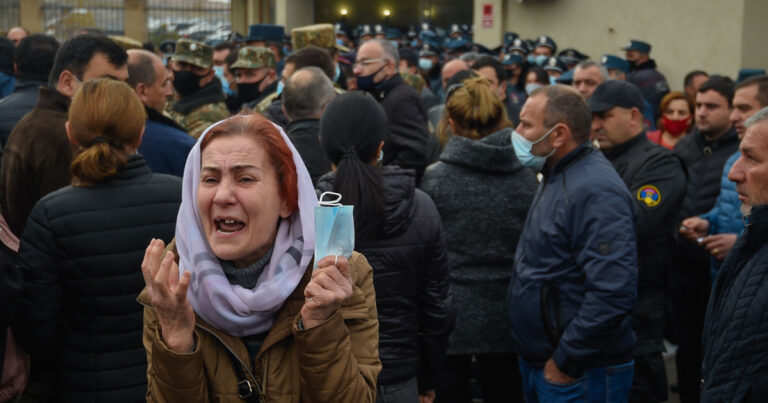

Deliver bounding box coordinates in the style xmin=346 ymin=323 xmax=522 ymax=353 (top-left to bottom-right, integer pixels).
xmin=647 ymin=91 xmax=694 ymax=149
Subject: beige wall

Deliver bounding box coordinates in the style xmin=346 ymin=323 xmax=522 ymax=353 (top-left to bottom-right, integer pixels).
xmin=472 ymin=0 xmax=768 ymax=92
xmin=276 ymin=0 xmax=314 ymax=31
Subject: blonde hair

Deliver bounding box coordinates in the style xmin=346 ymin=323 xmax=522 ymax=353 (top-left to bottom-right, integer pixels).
xmin=68 ymin=78 xmax=146 ymax=186
xmin=440 ymin=77 xmax=510 ymax=142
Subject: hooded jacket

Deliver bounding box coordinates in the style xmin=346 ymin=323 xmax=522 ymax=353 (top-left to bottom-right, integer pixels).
xmin=141 ymin=249 xmax=381 ymax=403
xmin=420 ymin=129 xmax=537 ymax=355
xmin=507 ymin=143 xmax=638 ymax=378
xmin=317 ymin=166 xmax=453 ymax=390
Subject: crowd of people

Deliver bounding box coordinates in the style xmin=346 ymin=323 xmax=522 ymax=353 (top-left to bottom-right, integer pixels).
xmin=0 ymin=17 xmax=767 ymax=403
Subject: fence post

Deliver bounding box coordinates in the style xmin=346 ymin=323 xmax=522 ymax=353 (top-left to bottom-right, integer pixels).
xmin=19 ymin=0 xmax=43 ymax=33
xmin=125 ymin=0 xmax=146 ymax=42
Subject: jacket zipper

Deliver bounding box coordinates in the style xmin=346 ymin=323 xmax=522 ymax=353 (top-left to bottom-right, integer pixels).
xmin=138 ymin=300 xmax=265 ymax=401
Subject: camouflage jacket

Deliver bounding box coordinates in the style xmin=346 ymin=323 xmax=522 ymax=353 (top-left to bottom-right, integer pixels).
xmin=249 ymin=84 xmax=346 ymax=115
xmin=166 ymin=79 xmax=229 ymax=139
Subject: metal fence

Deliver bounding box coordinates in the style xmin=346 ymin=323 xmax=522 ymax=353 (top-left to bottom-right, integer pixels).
xmin=147 ymin=0 xmax=231 ymax=48
xmin=0 ymin=0 xmax=21 ymax=34
xmin=43 ymin=0 xmax=125 ymax=41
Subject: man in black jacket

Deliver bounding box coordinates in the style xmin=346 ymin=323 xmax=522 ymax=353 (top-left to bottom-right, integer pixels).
xmin=670 ymin=75 xmax=739 ymax=403
xmin=0 ymin=34 xmax=58 ymax=147
xmin=590 ymin=81 xmax=687 ymax=403
xmin=127 ymin=49 xmax=194 ymax=177
xmin=622 ymin=39 xmax=669 ymax=115
xmin=354 ymin=38 xmax=430 ymax=181
xmin=282 ymin=66 xmax=334 ymax=185
xmin=701 ymin=107 xmax=768 ymax=402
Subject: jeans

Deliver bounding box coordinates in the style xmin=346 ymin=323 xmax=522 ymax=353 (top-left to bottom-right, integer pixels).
xmin=376 ymin=376 xmax=419 ymax=403
xmin=518 ymin=358 xmax=634 ymax=403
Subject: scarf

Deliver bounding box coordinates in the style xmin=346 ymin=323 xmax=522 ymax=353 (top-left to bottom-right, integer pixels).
xmin=175 ymin=118 xmax=316 ymax=337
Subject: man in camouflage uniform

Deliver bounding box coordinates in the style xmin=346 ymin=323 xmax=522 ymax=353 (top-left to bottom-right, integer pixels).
xmin=166 ymin=39 xmax=229 ymax=139
xmin=231 ymin=46 xmax=279 ymax=113
xmin=253 ymin=23 xmax=348 ymax=115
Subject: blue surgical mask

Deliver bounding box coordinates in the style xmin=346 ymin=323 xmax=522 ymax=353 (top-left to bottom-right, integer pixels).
xmin=276 ymin=80 xmax=285 ymax=96
xmin=336 ymin=38 xmax=345 ymax=47
xmin=418 ymin=58 xmax=433 ymax=71
xmin=390 ymin=40 xmax=399 ymax=49
xmin=334 ymin=63 xmax=341 ymax=82
xmin=411 ymin=39 xmax=419 ymax=48
xmin=549 ymin=75 xmax=557 ymax=85
xmin=525 ymin=83 xmax=542 ymax=95
xmin=314 ymin=192 xmax=355 ymax=270
xmin=213 ymin=65 xmax=235 ymax=96
xmin=511 ymin=127 xmax=557 ymax=171
xmin=527 ymin=54 xmax=536 ymax=64
xmin=533 ymin=54 xmax=548 ymax=66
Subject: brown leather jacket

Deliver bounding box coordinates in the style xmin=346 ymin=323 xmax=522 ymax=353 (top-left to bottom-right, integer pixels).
xmin=139 ymin=251 xmax=381 ymax=402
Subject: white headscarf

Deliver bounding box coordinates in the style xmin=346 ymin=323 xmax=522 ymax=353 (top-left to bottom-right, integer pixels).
xmin=175 ymin=117 xmax=317 ymax=337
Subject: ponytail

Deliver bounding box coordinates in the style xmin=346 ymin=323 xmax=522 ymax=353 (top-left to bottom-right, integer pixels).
xmin=71 ymin=137 xmax=127 ymax=186
xmin=333 ymin=151 xmax=385 ymax=243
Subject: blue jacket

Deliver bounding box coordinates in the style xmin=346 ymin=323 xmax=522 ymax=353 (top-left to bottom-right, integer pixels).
xmin=508 ymin=143 xmax=638 ymax=378
xmin=701 ymin=151 xmax=744 ymax=236
xmin=138 ymin=107 xmax=195 ymax=177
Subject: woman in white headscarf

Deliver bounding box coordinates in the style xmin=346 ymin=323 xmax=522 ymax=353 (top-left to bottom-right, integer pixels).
xmin=139 ymin=114 xmax=381 ymax=402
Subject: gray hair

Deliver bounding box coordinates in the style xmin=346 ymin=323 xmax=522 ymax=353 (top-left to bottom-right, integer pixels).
xmin=744 ymin=106 xmax=768 ymax=129
xmin=283 ymin=66 xmax=336 ymax=120
xmin=459 ymin=52 xmax=482 ymax=65
xmin=575 ymin=60 xmax=609 ymax=82
xmin=371 ymin=39 xmax=399 ymax=67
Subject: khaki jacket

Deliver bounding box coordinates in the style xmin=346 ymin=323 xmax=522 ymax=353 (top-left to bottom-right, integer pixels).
xmin=139 ymin=251 xmax=381 ymax=402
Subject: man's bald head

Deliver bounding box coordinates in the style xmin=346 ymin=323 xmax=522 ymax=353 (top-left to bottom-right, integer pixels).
xmin=7 ymin=27 xmax=28 ymax=46
xmin=283 ymin=66 xmax=335 ymax=120
xmin=442 ymin=59 xmax=469 ymax=89
xmin=127 ymin=49 xmax=172 ymax=113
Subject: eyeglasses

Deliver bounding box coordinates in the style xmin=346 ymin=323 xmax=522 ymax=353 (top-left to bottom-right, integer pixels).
xmin=353 ymin=58 xmax=386 ymax=69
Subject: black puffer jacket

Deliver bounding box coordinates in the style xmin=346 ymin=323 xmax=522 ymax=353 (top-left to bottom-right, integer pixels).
xmin=14 ymin=156 xmax=181 ymax=402
xmin=0 ymin=80 xmax=45 ymax=147
xmin=673 ymin=127 xmax=740 ymax=273
xmin=701 ymin=205 xmax=768 ymax=402
xmin=420 ymin=128 xmax=537 ymax=355
xmin=316 ymin=166 xmax=453 ymax=391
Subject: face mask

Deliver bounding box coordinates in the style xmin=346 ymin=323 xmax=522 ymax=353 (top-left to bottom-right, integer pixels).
xmin=662 ymin=116 xmax=689 ymax=136
xmin=511 ymin=127 xmax=557 ymax=171
xmin=418 ymin=58 xmax=433 ymax=71
xmin=283 ymin=45 xmax=291 ymax=56
xmin=314 ymin=192 xmax=355 ymax=270
xmin=533 ymin=54 xmax=548 ymax=66
xmin=411 ymin=39 xmax=419 ymax=48
xmin=356 ymin=65 xmax=386 ymax=92
xmin=390 ymin=40 xmax=399 ymax=49
xmin=336 ymin=38 xmax=345 ymax=47
xmin=334 ymin=63 xmax=341 ymax=82
xmin=276 ymin=80 xmax=285 ymax=96
xmin=173 ymin=70 xmax=204 ymax=98
xmin=213 ymin=66 xmax=234 ymax=96
xmin=549 ymin=75 xmax=557 ymax=85
xmin=236 ymin=81 xmax=263 ymax=103
xmin=525 ymin=83 xmax=542 ymax=95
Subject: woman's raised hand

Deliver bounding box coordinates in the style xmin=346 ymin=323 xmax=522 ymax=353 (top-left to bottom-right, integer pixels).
xmin=300 ymin=255 xmax=354 ymax=329
xmin=141 ymin=238 xmax=196 ymax=353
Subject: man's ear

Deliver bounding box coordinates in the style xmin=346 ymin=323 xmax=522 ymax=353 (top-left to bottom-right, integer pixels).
xmin=551 ymin=124 xmax=572 ymax=148
xmin=57 ymin=70 xmax=79 ymax=98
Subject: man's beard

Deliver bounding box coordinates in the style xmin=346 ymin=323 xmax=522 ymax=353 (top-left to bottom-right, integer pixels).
xmin=741 ymin=202 xmax=752 ymax=217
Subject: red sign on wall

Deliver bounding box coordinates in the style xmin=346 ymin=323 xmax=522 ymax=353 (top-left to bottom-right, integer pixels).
xmin=482 ymin=3 xmax=493 ymax=28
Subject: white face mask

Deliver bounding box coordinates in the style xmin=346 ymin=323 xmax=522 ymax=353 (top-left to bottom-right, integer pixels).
xmin=511 ymin=126 xmax=557 ymax=171
xmin=525 ymin=83 xmax=543 ymax=95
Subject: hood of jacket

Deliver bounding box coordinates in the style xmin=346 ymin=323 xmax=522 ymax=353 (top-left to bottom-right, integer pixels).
xmin=316 ymin=165 xmax=417 ymax=238
xmin=439 ymin=127 xmax=526 ymax=174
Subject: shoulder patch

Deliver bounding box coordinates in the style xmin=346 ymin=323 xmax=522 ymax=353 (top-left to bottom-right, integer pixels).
xmin=637 ymin=185 xmax=661 ymax=207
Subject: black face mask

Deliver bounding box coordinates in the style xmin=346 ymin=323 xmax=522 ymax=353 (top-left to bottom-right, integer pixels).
xmin=236 ymin=81 xmax=264 ymax=103
xmin=173 ymin=70 xmax=204 ymax=97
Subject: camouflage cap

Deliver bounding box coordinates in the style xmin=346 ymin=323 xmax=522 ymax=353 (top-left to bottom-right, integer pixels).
xmin=108 ymin=35 xmax=142 ymax=50
xmin=172 ymin=39 xmax=213 ymax=69
xmin=292 ymin=24 xmax=350 ymax=52
xmin=230 ymin=46 xmax=276 ymax=70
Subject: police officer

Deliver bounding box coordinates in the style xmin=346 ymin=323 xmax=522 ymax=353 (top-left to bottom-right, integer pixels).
xmin=589 ymin=80 xmax=686 ymax=403
xmin=166 ymin=39 xmax=229 ymax=139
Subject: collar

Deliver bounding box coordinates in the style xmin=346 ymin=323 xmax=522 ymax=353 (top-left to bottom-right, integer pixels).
xmin=171 ymin=78 xmax=225 ymax=114
xmin=693 ymin=126 xmax=739 ymax=149
xmin=145 ymin=105 xmax=186 ymax=132
xmin=286 ymin=118 xmax=320 ymax=133
xmin=602 ymin=131 xmax=646 ymax=160
xmin=37 ymin=86 xmax=70 ymax=113
xmin=545 ymin=141 xmax=594 ymax=177
xmin=630 ymin=59 xmax=657 ymax=71
xmin=373 ymin=73 xmax=404 ymax=100
xmin=14 ymin=80 xmax=47 ymax=92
